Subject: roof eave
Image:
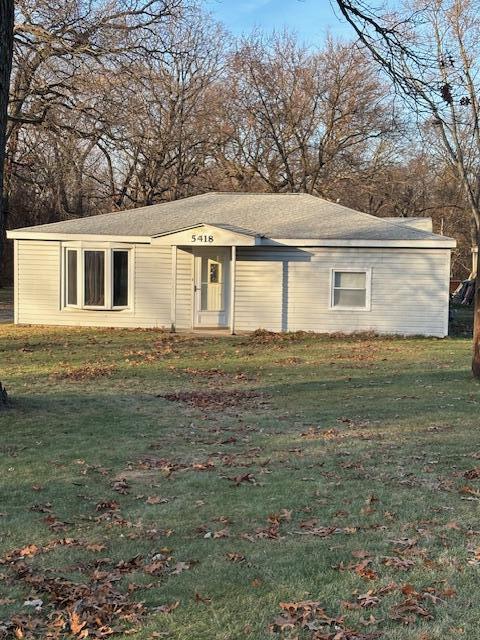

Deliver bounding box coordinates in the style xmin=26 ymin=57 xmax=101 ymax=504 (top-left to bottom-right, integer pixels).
xmin=262 ymin=237 xmax=456 ymax=248
xmin=6 ymin=230 xmax=152 ymax=243
xmin=6 ymin=231 xmax=457 ymax=249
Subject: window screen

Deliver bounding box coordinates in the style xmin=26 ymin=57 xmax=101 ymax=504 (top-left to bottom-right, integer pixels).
xmin=66 ymin=249 xmax=77 ymax=305
xmin=332 ymin=271 xmax=367 ymax=308
xmin=84 ymin=251 xmax=105 ymax=306
xmin=113 ymin=251 xmax=129 ymax=307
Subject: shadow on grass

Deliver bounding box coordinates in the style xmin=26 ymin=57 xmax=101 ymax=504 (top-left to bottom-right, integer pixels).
xmin=2 ymin=360 xmax=479 ymax=437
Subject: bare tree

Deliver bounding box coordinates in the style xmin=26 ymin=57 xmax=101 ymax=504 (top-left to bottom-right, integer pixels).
xmin=333 ymin=0 xmax=480 ymax=374
xmin=5 ymin=0 xmax=473 ymax=306
xmin=3 ymin=0 xmax=186 ymax=265
xmin=219 ymin=31 xmax=397 ymax=196
xmin=5 ymin=1 xmax=226 ymax=228
xmin=0 ymin=0 xmax=14 ymax=282
xmin=94 ymin=8 xmax=228 ymax=207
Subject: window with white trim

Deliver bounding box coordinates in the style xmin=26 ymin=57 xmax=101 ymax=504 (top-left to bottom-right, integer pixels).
xmin=64 ymin=247 xmax=131 ymax=310
xmin=330 ymin=269 xmax=371 ymax=310
xmin=84 ymin=250 xmax=105 ymax=307
xmin=66 ymin=249 xmax=78 ymax=306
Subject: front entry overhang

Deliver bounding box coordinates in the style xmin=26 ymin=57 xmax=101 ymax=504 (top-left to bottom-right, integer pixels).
xmin=151 ymin=223 xmax=261 ymax=247
xmin=164 ymin=225 xmax=245 ymax=335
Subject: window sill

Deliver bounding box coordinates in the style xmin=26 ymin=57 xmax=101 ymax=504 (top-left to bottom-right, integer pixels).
xmin=63 ymin=306 xmax=132 ymax=313
xmin=329 ymin=306 xmax=371 ymax=312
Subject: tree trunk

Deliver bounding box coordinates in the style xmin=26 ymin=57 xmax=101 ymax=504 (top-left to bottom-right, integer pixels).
xmin=472 ymin=237 xmax=480 ymax=377
xmin=0 ymin=0 xmax=15 ymax=283
xmin=0 ymin=381 xmax=8 ymax=406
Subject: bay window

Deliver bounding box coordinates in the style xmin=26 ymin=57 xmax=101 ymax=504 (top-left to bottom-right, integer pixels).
xmin=84 ymin=251 xmax=105 ymax=307
xmin=64 ymin=246 xmax=131 ymax=310
xmin=113 ymin=250 xmax=129 ymax=307
xmin=66 ymin=249 xmax=78 ymax=306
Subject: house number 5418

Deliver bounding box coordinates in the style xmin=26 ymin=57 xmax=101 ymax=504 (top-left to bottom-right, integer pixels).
xmin=191 ymin=234 xmax=214 ymax=243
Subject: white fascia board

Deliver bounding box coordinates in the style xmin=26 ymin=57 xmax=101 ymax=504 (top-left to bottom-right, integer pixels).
xmin=6 ymin=231 xmax=152 ymax=243
xmin=152 ymin=222 xmax=257 ymax=239
xmin=151 ymin=223 xmax=206 ymax=237
xmin=261 ymin=237 xmax=457 ymax=248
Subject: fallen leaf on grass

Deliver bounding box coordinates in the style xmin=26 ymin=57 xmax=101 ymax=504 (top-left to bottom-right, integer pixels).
xmin=296 ymin=526 xmax=356 ymax=538
xmin=354 ymin=559 xmax=378 ymax=581
xmin=86 ymin=543 xmax=107 ymax=552
xmin=19 ymin=545 xmax=39 ymax=558
xmin=194 ymin=593 xmax=212 ymax=605
xmin=43 ymin=515 xmax=68 ymax=532
xmin=459 ymin=485 xmax=480 ymax=497
xmin=467 ymin=546 xmax=480 ymax=565
xmin=152 ymin=601 xmax=179 ymax=614
xmin=382 ymin=556 xmax=415 ymax=571
xmin=112 ymin=479 xmax=130 ymax=495
xmin=301 ymin=427 xmax=340 ymax=440
xmin=69 ymin=610 xmax=87 ymax=637
xmin=270 ymin=614 xmax=296 ymax=631
xmin=96 ymin=500 xmax=119 ymax=512
xmin=191 ymin=462 xmax=215 ymax=471
xmin=464 ymin=468 xmax=480 ymax=479
xmin=389 ymin=583 xmax=455 ymax=625
xmin=144 ymin=560 xmax=168 ymax=576
xmin=29 ymin=503 xmax=52 ymax=514
xmin=389 ymin=538 xmax=418 ymax=550
xmin=390 ymin=598 xmax=433 ymax=624
xmin=270 ymin=600 xmax=382 ymax=639
xmin=145 ymin=496 xmax=169 ymax=505
xmin=225 ymin=473 xmax=257 ymax=486
xmin=226 ymin=552 xmax=245 ymax=563
xmin=170 ymin=562 xmax=192 ymax=575
xmin=356 ymin=592 xmax=380 ymax=609
xmin=352 ymin=550 xmax=371 ymax=559
xmin=444 ymin=521 xmax=462 ymax=531
xmin=250 ymin=514 xmax=284 ymax=540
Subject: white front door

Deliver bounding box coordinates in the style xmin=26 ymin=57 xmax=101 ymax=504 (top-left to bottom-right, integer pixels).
xmin=194 ymin=248 xmax=230 ymax=327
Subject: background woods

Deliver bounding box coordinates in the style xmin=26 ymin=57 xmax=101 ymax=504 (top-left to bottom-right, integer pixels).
xmin=1 ymin=0 xmax=476 ymax=282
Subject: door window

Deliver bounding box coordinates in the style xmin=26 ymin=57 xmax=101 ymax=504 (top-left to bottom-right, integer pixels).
xmin=200 ymin=256 xmax=224 ymax=311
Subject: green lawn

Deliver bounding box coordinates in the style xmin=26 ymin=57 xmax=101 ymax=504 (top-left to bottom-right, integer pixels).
xmin=1 ymin=324 xmax=480 ymax=639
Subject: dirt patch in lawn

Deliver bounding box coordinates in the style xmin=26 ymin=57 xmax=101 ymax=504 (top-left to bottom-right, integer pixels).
xmin=161 ymin=389 xmax=268 ymax=411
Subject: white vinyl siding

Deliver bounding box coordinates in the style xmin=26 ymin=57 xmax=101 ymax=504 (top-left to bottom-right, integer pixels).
xmin=15 ymin=241 xmax=450 ymax=337
xmin=16 ymin=241 xmax=172 ymax=328
xmin=234 ymin=250 xmax=283 ymax=331
xmin=234 ymin=247 xmax=450 ymax=337
xmin=175 ymin=248 xmax=193 ymax=329
xmin=133 ymin=245 xmax=171 ymax=326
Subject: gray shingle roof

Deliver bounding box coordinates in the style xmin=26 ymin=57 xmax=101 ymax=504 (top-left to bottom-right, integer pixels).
xmin=11 ymin=192 xmax=452 ymax=243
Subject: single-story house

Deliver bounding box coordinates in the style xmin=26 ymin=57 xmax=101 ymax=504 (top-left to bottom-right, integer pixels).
xmin=6 ymin=192 xmax=456 ymax=336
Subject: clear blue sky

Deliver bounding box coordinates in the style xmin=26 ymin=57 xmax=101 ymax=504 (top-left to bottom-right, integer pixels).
xmin=204 ymin=0 xmax=352 ymax=43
